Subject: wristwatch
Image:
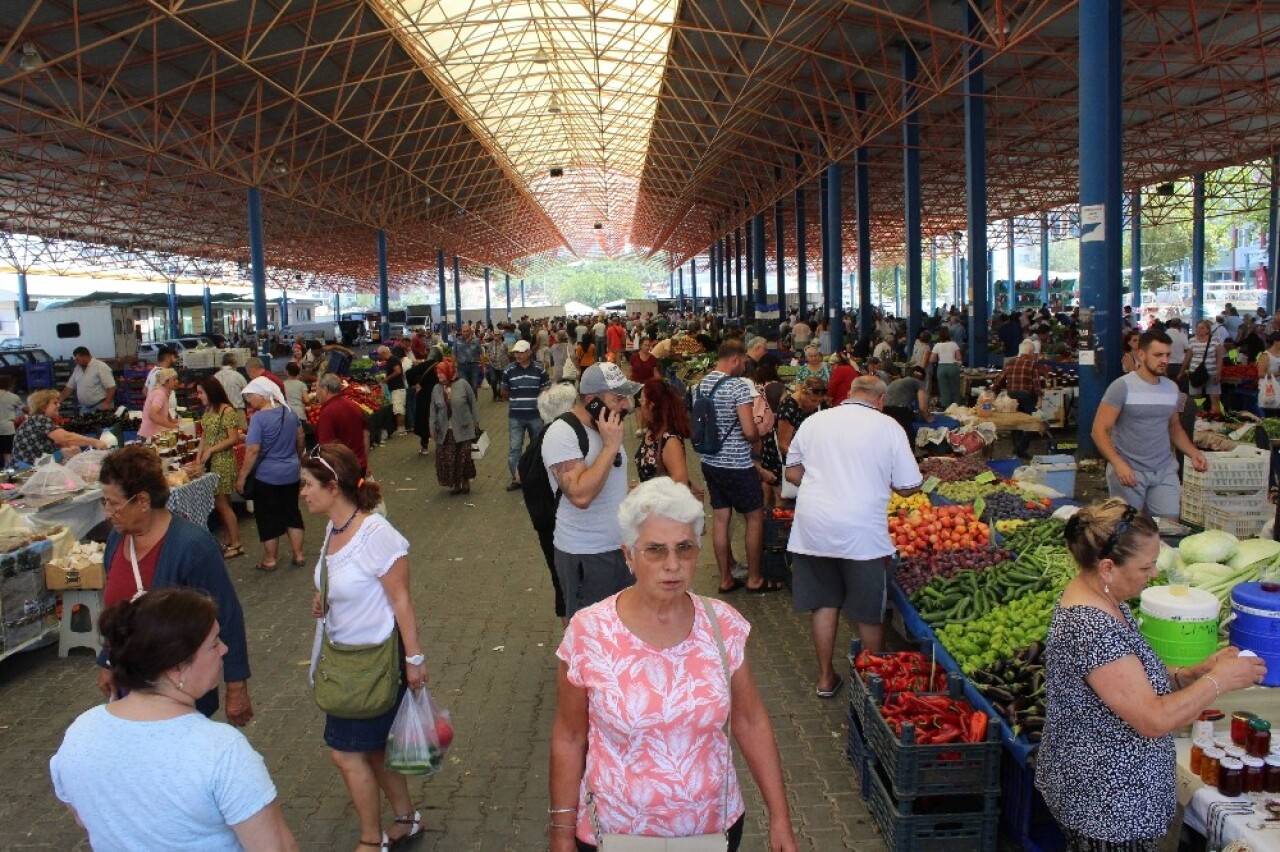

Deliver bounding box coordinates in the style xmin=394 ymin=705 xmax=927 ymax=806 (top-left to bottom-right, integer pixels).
xmin=405 ymin=654 xmax=425 ymax=666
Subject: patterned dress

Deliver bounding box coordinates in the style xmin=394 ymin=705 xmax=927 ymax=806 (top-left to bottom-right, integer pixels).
xmin=200 ymin=406 xmax=240 ymax=496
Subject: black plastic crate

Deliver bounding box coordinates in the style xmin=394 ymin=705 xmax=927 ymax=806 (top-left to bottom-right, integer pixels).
xmin=999 ymin=749 xmax=1064 ymax=851
xmin=762 ymin=516 xmax=792 ymax=585
xmin=866 ymin=759 xmax=999 ymax=852
xmin=847 ymin=704 xmax=871 ymax=800
xmin=848 ymin=639 xmax=954 ymax=734
xmin=862 ymin=673 xmax=1002 ymax=800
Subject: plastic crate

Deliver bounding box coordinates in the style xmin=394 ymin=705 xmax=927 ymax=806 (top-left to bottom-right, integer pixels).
xmin=1202 ymin=501 xmax=1271 ymax=538
xmin=762 ymin=516 xmax=792 ymax=585
xmin=999 ymin=750 xmax=1065 ymax=851
xmin=1179 ymin=487 xmax=1205 ymax=527
xmin=1183 ymin=448 xmax=1269 ymax=492
xmin=862 ymin=673 xmax=1002 ymax=800
xmin=847 ymin=705 xmax=871 ymax=799
xmin=849 ymin=639 xmax=953 ymax=733
xmin=866 ymin=759 xmax=999 ymax=852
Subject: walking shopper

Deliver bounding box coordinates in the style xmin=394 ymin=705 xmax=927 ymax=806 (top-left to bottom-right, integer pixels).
xmin=992 ymin=340 xmax=1047 ymax=459
xmin=541 ymin=362 xmax=638 ymax=618
xmin=696 ymin=341 xmax=769 ymax=594
xmin=1093 ymin=329 xmax=1207 ymax=517
xmin=216 ymin=353 xmax=249 ymax=427
xmin=634 ymin=380 xmax=701 ymax=499
xmin=930 ymin=327 xmax=963 ymax=408
xmin=503 ymin=340 xmax=549 ymax=491
xmin=482 ymin=329 xmax=510 ymax=401
xmin=453 ymin=323 xmax=483 ymax=394
xmin=238 ymin=378 xmax=306 ymax=572
xmin=196 ymin=378 xmax=244 ymax=559
xmin=784 ymin=376 xmax=923 ymax=697
xmin=429 ymin=358 xmax=479 ymax=495
xmin=313 ymin=373 xmax=370 ymax=475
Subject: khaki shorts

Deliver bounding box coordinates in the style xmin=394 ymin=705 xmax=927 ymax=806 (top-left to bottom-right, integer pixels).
xmin=390 ymin=388 xmax=407 ymax=415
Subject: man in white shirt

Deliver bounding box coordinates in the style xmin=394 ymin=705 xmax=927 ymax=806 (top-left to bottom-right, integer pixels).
xmin=215 ymin=353 xmax=249 ymax=427
xmin=60 ymin=347 xmax=116 ymax=413
xmin=1164 ymin=318 xmax=1189 ymax=384
xmin=791 ymin=318 xmax=812 ymax=350
xmin=784 ymin=376 xmax=923 ymax=698
xmin=872 ymin=335 xmax=896 ymax=363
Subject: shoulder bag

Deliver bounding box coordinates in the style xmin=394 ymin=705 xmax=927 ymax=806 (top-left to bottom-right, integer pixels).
xmin=313 ymin=527 xmax=402 ymax=719
xmin=1188 ymin=344 xmax=1211 ymax=389
xmin=586 ymin=596 xmax=732 ymax=851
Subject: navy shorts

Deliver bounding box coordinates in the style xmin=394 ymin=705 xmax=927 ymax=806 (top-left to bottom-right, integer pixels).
xmin=700 ymin=463 xmax=763 ymax=514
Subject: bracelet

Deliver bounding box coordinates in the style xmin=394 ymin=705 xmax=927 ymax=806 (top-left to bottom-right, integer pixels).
xmin=548 ymin=823 xmax=576 ymax=831
xmin=548 ymin=808 xmax=575 ymax=814
xmin=1204 ymin=674 xmax=1222 ymax=699
xmin=1171 ymin=667 xmax=1182 ymax=689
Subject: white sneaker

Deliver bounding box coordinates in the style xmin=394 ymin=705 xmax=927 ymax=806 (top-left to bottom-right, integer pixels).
xmin=730 ymin=563 xmax=748 ymax=581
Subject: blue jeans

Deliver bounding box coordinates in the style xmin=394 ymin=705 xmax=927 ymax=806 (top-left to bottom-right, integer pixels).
xmin=509 ymin=416 xmax=543 ymax=479
xmin=458 ymin=363 xmax=481 ymax=395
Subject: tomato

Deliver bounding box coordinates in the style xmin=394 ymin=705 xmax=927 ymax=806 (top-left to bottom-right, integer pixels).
xmin=435 ymin=716 xmax=454 ymax=749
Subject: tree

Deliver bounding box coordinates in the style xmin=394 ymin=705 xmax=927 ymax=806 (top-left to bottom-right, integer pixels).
xmin=545 ymin=258 xmax=665 ymax=307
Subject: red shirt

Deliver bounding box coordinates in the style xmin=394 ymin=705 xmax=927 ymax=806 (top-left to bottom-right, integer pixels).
xmin=629 ymin=352 xmax=659 ymax=385
xmin=828 ymin=364 xmax=858 ymax=405
xmin=316 ymin=395 xmax=369 ymax=474
xmin=104 ymin=538 xmax=162 ymax=608
xmin=261 ymin=371 xmax=287 ymax=393
xmin=607 ymin=324 xmax=627 ymax=352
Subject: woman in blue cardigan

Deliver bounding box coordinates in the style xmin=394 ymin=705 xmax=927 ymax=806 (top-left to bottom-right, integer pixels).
xmin=95 ymin=445 xmax=255 ymax=725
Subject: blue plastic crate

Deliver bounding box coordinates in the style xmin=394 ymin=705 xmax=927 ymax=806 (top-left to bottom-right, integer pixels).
xmin=999 ymin=750 xmax=1064 ymax=851
xmin=849 ymin=638 xmax=954 ymax=733
xmin=866 ymin=759 xmax=999 ymax=852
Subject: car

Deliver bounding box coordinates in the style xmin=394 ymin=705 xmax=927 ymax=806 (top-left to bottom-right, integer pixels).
xmin=0 ymin=346 xmax=54 ymax=393
xmin=0 ymin=338 xmax=30 ymax=350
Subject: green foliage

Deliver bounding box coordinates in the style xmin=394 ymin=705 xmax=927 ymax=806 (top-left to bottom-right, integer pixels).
xmin=542 ymin=259 xmax=664 ymax=307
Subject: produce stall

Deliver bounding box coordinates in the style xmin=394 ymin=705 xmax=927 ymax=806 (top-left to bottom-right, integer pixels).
xmin=0 ymin=532 xmax=59 ymax=663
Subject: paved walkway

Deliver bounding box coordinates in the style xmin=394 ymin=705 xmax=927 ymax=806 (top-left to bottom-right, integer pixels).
xmin=0 ymin=393 xmax=886 ymax=851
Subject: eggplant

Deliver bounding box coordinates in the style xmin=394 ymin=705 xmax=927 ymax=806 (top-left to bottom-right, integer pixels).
xmin=1028 ymin=731 xmax=1043 ymax=743
xmin=986 ymin=686 xmax=1015 ymax=703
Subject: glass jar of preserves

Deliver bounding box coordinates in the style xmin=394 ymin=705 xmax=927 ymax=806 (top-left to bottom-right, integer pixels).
xmin=1248 ymin=719 xmax=1272 ymax=758
xmin=1225 ymin=745 xmax=1247 ymax=762
xmin=1264 ymin=755 xmax=1280 ymax=793
xmin=1243 ymin=756 xmax=1266 ymax=793
xmin=1202 ymin=747 xmax=1226 ymax=786
xmin=1191 ymin=738 xmax=1213 ymax=775
xmin=1219 ymin=757 xmax=1245 ymax=797
xmin=1196 ymin=709 xmax=1224 ymax=742
xmin=1232 ymin=711 xmax=1258 ymax=747
xmin=1215 ymin=737 xmax=1233 ymax=752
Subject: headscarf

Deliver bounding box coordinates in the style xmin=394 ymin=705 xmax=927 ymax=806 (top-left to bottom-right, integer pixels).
xmin=435 ymin=357 xmax=458 ymax=384
xmin=242 ymin=376 xmax=285 ymax=407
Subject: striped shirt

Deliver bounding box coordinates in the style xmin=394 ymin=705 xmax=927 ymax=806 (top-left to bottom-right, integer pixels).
xmin=696 ymin=371 xmax=754 ymax=469
xmin=502 ymin=361 xmax=549 ymax=420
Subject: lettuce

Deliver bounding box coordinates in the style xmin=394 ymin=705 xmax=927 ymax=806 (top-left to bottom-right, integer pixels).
xmin=1180 ymin=530 xmax=1240 ymax=565
xmin=1226 ymin=538 xmax=1280 ymax=573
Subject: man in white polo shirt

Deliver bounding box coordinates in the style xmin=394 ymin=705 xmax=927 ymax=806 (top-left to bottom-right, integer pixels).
xmin=785 ymin=375 xmax=923 ymax=698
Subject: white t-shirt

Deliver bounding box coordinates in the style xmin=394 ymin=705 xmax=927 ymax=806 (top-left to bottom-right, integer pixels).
xmin=50 ymin=706 xmax=276 ymax=851
xmin=314 ymin=513 xmax=410 ymax=644
xmin=785 ymin=402 xmax=923 ymax=560
xmin=932 ymin=341 xmax=961 ymax=365
xmin=0 ymin=390 xmax=23 ymax=435
xmin=1166 ymin=328 xmax=1189 ymax=363
xmin=542 ymin=416 xmax=629 ymax=554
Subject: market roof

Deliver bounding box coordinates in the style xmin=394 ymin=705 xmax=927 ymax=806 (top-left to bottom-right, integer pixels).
xmin=3 ymin=1 xmax=1279 ymax=287
xmin=49 ymin=291 xmax=265 ymax=310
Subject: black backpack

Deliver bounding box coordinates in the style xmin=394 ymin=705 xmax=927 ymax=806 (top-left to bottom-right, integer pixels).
xmin=690 ymin=374 xmax=733 ymax=455
xmin=518 ymin=412 xmax=589 ymax=534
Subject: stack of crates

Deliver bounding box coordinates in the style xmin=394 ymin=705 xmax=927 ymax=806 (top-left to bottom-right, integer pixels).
xmin=1180 ymin=448 xmax=1269 ymax=535
xmin=847 ymin=641 xmax=1001 ymax=851
xmin=761 ymin=512 xmax=792 ymax=586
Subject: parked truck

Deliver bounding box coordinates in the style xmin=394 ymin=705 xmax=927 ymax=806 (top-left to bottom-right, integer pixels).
xmin=19 ymin=304 xmax=139 ymax=361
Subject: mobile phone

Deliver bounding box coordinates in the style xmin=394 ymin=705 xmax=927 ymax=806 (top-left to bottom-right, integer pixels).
xmin=585 ymin=397 xmax=605 ymax=423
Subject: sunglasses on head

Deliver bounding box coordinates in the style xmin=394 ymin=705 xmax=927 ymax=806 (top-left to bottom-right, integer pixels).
xmin=307 ymin=445 xmax=338 ymax=481
xmin=1099 ymin=505 xmax=1138 ymax=560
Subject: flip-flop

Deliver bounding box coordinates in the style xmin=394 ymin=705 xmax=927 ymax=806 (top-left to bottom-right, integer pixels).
xmin=746 ymin=581 xmax=784 ymax=594
xmin=717 ymin=579 xmax=744 ymax=594
xmin=254 ymin=562 xmax=277 ymax=572
xmin=222 ymin=544 xmax=244 ymax=558
xmin=816 ymin=675 xmax=844 ymax=699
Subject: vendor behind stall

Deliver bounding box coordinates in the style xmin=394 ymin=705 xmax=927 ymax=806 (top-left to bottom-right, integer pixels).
xmin=12 ymin=390 xmax=108 ymax=465
xmin=883 ymin=366 xmax=931 ymax=439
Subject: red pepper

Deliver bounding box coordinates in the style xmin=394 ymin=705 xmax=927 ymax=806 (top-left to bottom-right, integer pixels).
xmin=968 ymin=711 xmax=988 ymax=744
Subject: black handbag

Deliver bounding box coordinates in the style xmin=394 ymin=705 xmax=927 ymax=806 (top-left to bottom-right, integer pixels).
xmin=1188 ymin=346 xmax=1210 ymax=388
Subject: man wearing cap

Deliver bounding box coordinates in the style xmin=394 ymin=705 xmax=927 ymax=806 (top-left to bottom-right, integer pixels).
xmin=541 ymin=362 xmax=637 ymax=618
xmin=502 ymin=340 xmax=550 ymax=491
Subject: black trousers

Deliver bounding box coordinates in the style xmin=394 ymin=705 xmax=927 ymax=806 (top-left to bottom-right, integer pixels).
xmin=1009 ymin=390 xmax=1038 ymax=455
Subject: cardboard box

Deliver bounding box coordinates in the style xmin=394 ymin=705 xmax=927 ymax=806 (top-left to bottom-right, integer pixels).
xmin=44 ymin=560 xmax=104 ymax=591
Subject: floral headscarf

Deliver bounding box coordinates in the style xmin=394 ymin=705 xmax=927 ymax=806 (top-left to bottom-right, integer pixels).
xmin=435 ymin=357 xmax=458 ymax=383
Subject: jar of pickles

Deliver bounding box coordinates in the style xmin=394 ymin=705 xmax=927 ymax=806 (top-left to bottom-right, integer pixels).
xmin=1219 ymin=757 xmax=1245 ymax=797
xmin=1190 ymin=738 xmax=1213 ymax=775
xmin=1202 ymin=747 xmax=1226 ymax=786
xmin=1264 ymin=755 xmax=1280 ymax=793
xmin=1243 ymin=756 xmax=1266 ymax=793
xmin=1247 ymin=719 xmax=1272 ymax=758
xmin=1232 ymin=711 xmax=1258 ymax=747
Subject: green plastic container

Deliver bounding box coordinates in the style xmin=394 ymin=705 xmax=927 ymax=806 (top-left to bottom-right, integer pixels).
xmin=1138 ymin=586 xmax=1220 ymax=667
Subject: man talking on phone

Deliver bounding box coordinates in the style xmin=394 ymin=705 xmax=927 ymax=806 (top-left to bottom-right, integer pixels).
xmin=541 ymin=362 xmax=641 ymax=618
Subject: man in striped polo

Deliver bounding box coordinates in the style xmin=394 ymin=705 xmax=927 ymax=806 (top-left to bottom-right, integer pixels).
xmin=502 ymin=340 xmax=550 ymax=491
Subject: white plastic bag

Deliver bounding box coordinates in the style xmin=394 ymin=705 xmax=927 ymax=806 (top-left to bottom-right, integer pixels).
xmin=385 ymin=687 xmax=454 ymax=776
xmin=18 ymin=455 xmax=86 ymax=498
xmin=64 ymin=449 xmax=111 ymax=484
xmin=1261 ymin=375 xmax=1280 ymax=410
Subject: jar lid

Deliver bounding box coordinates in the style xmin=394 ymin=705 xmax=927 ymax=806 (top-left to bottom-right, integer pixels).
xmin=1193 ymin=737 xmax=1215 ymax=747
xmin=1221 ymin=757 xmax=1245 ymax=770
xmin=1244 ymin=756 xmax=1266 ymax=767
xmin=1234 ymin=710 xmax=1259 ymax=721
xmin=1215 ymin=738 xmax=1233 ymax=749
xmin=1201 ymin=709 xmax=1225 ymax=721
xmin=1205 ymin=748 xmax=1227 ymax=758
xmin=1226 ymin=746 xmax=1248 ymax=758
xmin=1266 ymin=755 xmax=1280 ymax=767
xmin=1250 ymin=718 xmax=1272 ymax=732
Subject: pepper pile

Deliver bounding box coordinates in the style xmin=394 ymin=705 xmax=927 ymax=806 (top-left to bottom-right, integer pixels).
xmin=875 ymin=692 xmax=989 ymax=744
xmin=853 ymin=649 xmax=946 ymax=694
xmin=1001 ymin=518 xmax=1066 ymax=552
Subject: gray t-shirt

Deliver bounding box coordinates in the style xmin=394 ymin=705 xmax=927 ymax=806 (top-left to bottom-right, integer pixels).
xmin=1101 ymin=372 xmax=1179 ymax=473
xmin=542 ymin=416 xmax=629 ymax=554
xmin=885 ymin=377 xmax=924 ymax=409
xmin=50 ymin=706 xmax=276 ymax=851
xmin=66 ymin=358 xmax=116 ymax=407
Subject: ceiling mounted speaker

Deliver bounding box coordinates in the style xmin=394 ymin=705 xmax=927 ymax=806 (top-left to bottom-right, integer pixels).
xmin=549 ymin=167 xmax=564 ymax=178
xmin=1156 ymin=182 xmax=1176 ymax=196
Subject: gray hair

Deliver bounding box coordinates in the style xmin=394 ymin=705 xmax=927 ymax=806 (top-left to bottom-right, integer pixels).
xmin=245 ymin=356 xmax=265 ymax=371
xmin=318 ymin=373 xmax=343 ymax=395
xmin=537 ymin=382 xmax=579 ymax=422
xmin=849 ymin=376 xmax=887 ymax=399
xmin=1018 ymin=339 xmax=1035 ymax=355
xmin=746 ymin=336 xmax=767 ymax=353
xmin=152 ymin=367 xmax=177 ymax=386
xmin=804 ymin=344 xmax=822 ymax=358
xmin=617 ymin=477 xmax=705 ymax=550
xmin=221 ymin=353 xmax=238 ymax=367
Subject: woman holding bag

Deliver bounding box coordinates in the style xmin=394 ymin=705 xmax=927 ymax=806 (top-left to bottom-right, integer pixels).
xmin=1256 ymin=331 xmax=1280 ymax=416
xmin=302 ymin=443 xmax=427 ymax=852
xmin=428 ymin=358 xmax=479 ymax=495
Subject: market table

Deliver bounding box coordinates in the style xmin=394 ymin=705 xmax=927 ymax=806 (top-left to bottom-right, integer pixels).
xmin=1175 ymin=737 xmax=1280 ymax=850
xmin=11 ymin=472 xmax=219 ymax=540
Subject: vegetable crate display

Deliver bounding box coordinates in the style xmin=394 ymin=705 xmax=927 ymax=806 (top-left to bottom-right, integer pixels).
xmin=762 ymin=512 xmax=792 ymax=585
xmin=848 ymin=639 xmax=952 ymax=733
xmin=865 ymin=759 xmax=999 ymax=852
xmin=998 ymin=752 xmax=1065 ymax=852
xmin=1180 ymin=485 xmax=1265 ymax=529
xmin=846 ymin=702 xmax=872 ymax=800
xmin=1183 ymin=448 xmax=1269 ymax=493
xmin=1202 ymin=499 xmax=1271 ymax=539
xmin=862 ymin=673 xmax=1002 ymax=800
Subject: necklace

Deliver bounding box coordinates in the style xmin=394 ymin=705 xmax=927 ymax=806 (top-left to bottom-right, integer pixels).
xmin=333 ymin=506 xmax=360 ymax=534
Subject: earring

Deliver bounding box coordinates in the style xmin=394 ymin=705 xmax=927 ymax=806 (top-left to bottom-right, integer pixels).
xmin=177 ymin=679 xmax=185 ymax=693
xmin=1103 ymin=583 xmax=1111 ymax=598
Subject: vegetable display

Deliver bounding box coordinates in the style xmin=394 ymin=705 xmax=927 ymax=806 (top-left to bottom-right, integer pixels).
xmin=917 ymin=455 xmax=991 ymax=482
xmin=910 ymin=544 xmax=1074 ymax=626
xmin=935 ymin=589 xmax=1058 ymax=675
xmin=853 ymin=649 xmax=946 ymax=694
xmin=970 ymin=643 xmax=1047 ymax=743
xmin=874 ymin=692 xmax=990 ymax=744
xmin=889 ymin=491 xmax=933 ymax=515
xmin=936 ymin=479 xmax=1034 ymax=503
xmin=999 ymin=518 xmax=1066 ymax=553
xmin=896 ymin=548 xmax=1015 ymax=597
xmin=980 ymin=492 xmax=1053 ymax=522
xmin=888 ymin=504 xmax=990 ymax=556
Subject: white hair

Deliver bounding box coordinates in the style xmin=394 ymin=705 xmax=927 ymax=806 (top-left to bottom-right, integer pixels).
xmin=537 ymin=382 xmax=579 ymax=422
xmin=1018 ymin=339 xmax=1035 ymax=355
xmin=618 ymin=477 xmax=705 ymax=550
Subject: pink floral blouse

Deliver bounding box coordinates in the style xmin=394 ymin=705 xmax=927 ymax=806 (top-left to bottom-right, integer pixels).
xmin=557 ymin=592 xmax=750 ymax=844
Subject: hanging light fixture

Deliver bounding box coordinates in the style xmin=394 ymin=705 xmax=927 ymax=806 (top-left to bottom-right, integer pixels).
xmin=533 ymin=47 xmax=551 ymax=64
xmin=546 ymin=92 xmax=562 ymax=114
xmin=18 ymin=42 xmax=41 ymax=73
xmin=270 ymin=157 xmax=288 ymax=177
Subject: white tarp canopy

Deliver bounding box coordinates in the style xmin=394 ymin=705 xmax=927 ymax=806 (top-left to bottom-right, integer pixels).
xmin=563 ymin=301 xmax=595 ymax=315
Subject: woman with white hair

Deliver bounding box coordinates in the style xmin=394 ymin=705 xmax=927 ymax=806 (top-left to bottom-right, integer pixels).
xmin=794 ymin=345 xmax=830 ymax=385
xmin=237 ymin=377 xmax=305 ymax=571
xmin=549 ymin=477 xmax=797 ymax=852
xmin=138 ymin=367 xmax=181 ymax=439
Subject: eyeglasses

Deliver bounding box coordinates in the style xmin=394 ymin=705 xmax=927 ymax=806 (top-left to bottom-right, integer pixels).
xmin=307 ymin=445 xmax=338 ymax=481
xmin=1099 ymin=505 xmax=1138 ymax=560
xmin=100 ymin=493 xmax=138 ymax=516
xmin=638 ymin=542 xmax=699 ymax=564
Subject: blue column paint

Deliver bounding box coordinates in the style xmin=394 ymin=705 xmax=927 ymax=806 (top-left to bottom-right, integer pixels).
xmin=734 ymin=227 xmax=744 ymax=317
xmin=483 ymin=267 xmax=492 ymax=326
xmin=520 ymin=279 xmax=526 ymax=308
xmin=1005 ymin=220 xmax=1016 ymax=314
xmin=690 ymin=258 xmax=698 ymax=311
xmin=796 ymin=160 xmax=808 ymax=318
xmin=903 ymin=47 xmax=923 ymax=343
xmin=16 ymin=270 xmax=27 ymax=322
xmin=964 ymin=2 xmax=989 ymax=368
xmin=1270 ymin=157 xmax=1280 ymax=317
xmin=894 ymin=266 xmax=901 ymax=316
xmin=1192 ymin=173 xmax=1206 ymax=325
xmin=247 ymin=187 xmax=268 ymax=333
xmin=752 ymin=213 xmax=767 ymax=312
xmin=437 ymin=249 xmax=447 ymax=333
xmin=1040 ymin=214 xmax=1051 ymax=306
xmin=452 ymin=255 xmax=462 ymax=328
xmin=1130 ymin=191 xmax=1142 ymax=309
xmin=678 ymin=266 xmax=685 ymax=312
xmin=279 ymin=290 xmax=289 ymax=334
xmin=775 ymin=169 xmax=786 ymax=312
xmin=505 ymin=273 xmax=512 ymax=320
xmin=167 ymin=281 xmax=180 ymax=338
xmin=202 ymin=285 xmax=213 ymax=336
xmin=377 ymin=229 xmax=390 ymax=342
xmin=708 ymin=243 xmax=717 ymax=313
xmin=825 ymin=163 xmax=843 ymax=353
xmin=988 ymin=249 xmax=996 ymax=310
xmin=855 ymin=95 xmax=874 ymax=346
xmin=1078 ymin=0 xmax=1124 ymax=455
xmin=930 ymin=241 xmax=937 ymax=314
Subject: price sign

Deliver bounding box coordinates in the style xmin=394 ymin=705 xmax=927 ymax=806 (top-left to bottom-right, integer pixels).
xmin=975 ymin=471 xmax=996 ymax=484
xmin=972 ymin=496 xmax=986 ymax=518
xmin=922 ymin=476 xmax=940 ymax=494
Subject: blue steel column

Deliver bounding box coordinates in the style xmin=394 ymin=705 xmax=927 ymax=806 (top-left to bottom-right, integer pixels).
xmin=377 ymin=229 xmax=390 ymax=342
xmin=855 ymin=98 xmax=874 ymax=346
xmin=964 ymin=2 xmax=990 ymax=368
xmin=1130 ymin=191 xmax=1142 ymax=309
xmin=1192 ymin=174 xmax=1206 ymax=324
xmin=988 ymin=250 xmax=996 ymax=310
xmin=677 ymin=267 xmax=685 ymax=312
xmin=708 ymin=243 xmax=717 ymax=313
xmin=775 ymin=168 xmax=786 ymax=312
xmin=279 ymin=290 xmax=289 ymax=333
xmin=15 ymin=270 xmax=26 ymax=323
xmin=825 ymin=163 xmax=843 ymax=353
xmin=436 ymin=249 xmax=447 ymax=331
xmin=734 ymin=227 xmax=744 ymax=317
xmin=505 ymin=273 xmax=512 ymax=320
xmin=690 ymin=258 xmax=698 ymax=310
xmin=903 ymin=47 xmax=923 ymax=343
xmin=795 ymin=167 xmax=808 ymax=319
xmin=1078 ymin=0 xmax=1124 ymax=455
xmin=483 ymin=267 xmax=492 ymax=326
xmin=1006 ymin=220 xmax=1016 ymax=313
xmin=1270 ymin=156 xmax=1280 ymax=316
xmin=819 ymin=172 xmax=829 ymax=318
xmin=752 ymin=213 xmax=767 ymax=313
xmin=451 ymin=255 xmax=462 ymax=328
xmin=669 ymin=270 xmax=674 ymax=299
xmin=894 ymin=267 xmax=901 ymax=316
xmin=1040 ymin=214 xmax=1051 ymax=305
xmin=930 ymin=241 xmax=938 ymax=314
xmin=202 ymin=285 xmax=213 ymax=335
xmin=167 ymin=282 xmax=179 ymax=338
xmin=520 ymin=279 xmax=526 ymax=308
xmin=247 ymin=187 xmax=268 ymax=333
